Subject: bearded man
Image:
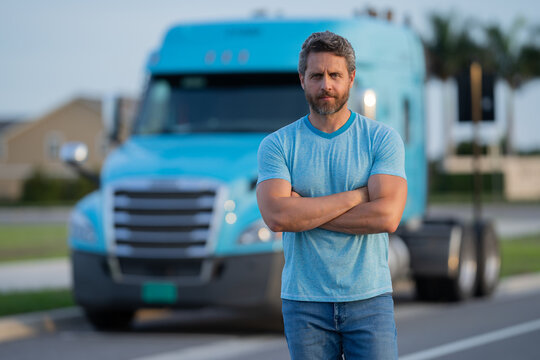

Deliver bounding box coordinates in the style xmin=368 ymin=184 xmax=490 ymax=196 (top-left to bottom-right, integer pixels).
xmin=256 ymin=31 xmax=407 ymax=359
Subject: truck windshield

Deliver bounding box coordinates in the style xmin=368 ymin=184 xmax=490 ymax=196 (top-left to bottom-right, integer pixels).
xmin=133 ymin=73 xmax=308 ymax=134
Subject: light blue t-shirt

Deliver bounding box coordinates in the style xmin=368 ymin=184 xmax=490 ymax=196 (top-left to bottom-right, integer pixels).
xmin=257 ymin=111 xmax=406 ymax=302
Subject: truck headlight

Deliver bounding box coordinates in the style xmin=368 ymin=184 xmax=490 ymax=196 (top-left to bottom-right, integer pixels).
xmin=238 ymin=220 xmax=282 ymax=245
xmin=68 ymin=211 xmax=97 ymax=244
xmin=362 ymin=89 xmax=377 ymax=120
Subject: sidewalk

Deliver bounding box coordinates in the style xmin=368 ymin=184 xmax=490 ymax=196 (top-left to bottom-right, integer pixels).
xmin=0 ymin=207 xmax=71 ymax=224
xmin=0 ymin=258 xmax=70 ymax=292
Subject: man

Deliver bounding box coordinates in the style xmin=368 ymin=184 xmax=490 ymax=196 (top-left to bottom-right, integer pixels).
xmin=256 ymin=31 xmax=407 ymax=359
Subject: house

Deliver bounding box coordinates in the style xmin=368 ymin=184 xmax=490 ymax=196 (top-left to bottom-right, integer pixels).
xmin=0 ymin=97 xmax=106 ymax=200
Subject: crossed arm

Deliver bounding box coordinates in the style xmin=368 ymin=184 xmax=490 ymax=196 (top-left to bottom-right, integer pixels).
xmin=256 ymin=174 xmax=407 ymax=235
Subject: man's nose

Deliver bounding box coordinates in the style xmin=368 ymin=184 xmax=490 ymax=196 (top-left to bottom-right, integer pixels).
xmin=320 ymin=74 xmax=332 ymax=91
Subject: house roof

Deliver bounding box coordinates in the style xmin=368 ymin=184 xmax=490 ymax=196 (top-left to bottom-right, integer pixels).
xmin=0 ymin=118 xmax=25 ymax=137
xmin=1 ymin=97 xmax=102 ymax=142
xmin=74 ymin=97 xmax=101 ymax=115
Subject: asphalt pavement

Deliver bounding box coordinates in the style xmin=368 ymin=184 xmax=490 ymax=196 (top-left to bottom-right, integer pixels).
xmin=1 ymin=273 xmax=540 ymax=359
xmin=395 ymin=281 xmax=540 ymax=360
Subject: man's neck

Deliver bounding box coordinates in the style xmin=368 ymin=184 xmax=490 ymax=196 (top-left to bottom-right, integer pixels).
xmin=308 ymin=106 xmax=351 ymax=134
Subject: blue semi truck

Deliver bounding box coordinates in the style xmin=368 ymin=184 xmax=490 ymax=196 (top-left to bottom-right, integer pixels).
xmin=61 ymin=16 xmax=500 ymax=330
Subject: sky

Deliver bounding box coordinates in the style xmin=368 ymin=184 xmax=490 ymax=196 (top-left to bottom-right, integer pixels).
xmin=1 ymin=0 xmax=539 ymax=155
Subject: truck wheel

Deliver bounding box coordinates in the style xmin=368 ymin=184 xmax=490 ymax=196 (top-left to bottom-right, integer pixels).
xmin=414 ymin=224 xmax=477 ymax=301
xmin=84 ymin=308 xmax=135 ymax=331
xmin=474 ymin=221 xmax=500 ymax=297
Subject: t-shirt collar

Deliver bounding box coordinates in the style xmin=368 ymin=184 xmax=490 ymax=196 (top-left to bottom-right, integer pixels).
xmin=303 ymin=111 xmax=355 ymax=139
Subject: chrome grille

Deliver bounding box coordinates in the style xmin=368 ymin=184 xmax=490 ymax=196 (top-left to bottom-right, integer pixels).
xmin=112 ymin=186 xmax=218 ymax=260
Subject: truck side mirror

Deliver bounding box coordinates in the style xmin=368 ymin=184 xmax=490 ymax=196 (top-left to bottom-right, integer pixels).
xmin=102 ymin=95 xmax=122 ymax=144
xmin=60 ymin=142 xmax=100 ymax=186
xmin=60 ymin=142 xmax=88 ymax=164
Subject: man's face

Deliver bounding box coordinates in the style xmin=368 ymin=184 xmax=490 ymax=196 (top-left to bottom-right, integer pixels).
xmin=299 ymin=52 xmax=355 ymax=116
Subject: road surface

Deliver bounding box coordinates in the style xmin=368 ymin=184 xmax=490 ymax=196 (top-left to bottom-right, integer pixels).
xmin=1 ymin=274 xmax=540 ymax=360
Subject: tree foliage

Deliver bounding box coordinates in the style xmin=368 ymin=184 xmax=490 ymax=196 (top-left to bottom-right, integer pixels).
xmin=21 ymin=169 xmax=97 ymax=204
xmin=484 ymin=18 xmax=540 ymax=88
xmin=424 ymin=13 xmax=484 ymax=79
xmin=424 ymin=13 xmax=540 ymax=85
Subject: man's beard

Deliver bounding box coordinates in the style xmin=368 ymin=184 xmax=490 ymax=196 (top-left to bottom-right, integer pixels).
xmin=305 ymin=88 xmax=350 ymax=115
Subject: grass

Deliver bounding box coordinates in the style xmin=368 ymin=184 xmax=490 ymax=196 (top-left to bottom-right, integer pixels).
xmin=0 ymin=289 xmax=74 ymax=317
xmin=0 ymin=224 xmax=72 ymax=317
xmin=500 ymin=232 xmax=540 ymax=277
xmin=0 ymin=224 xmax=68 ymax=263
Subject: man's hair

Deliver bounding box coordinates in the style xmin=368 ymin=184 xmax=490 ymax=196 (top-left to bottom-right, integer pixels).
xmin=298 ymin=31 xmax=356 ymax=75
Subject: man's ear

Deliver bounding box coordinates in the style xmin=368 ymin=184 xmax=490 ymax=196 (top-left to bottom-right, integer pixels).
xmin=299 ymin=72 xmax=305 ymax=90
xmin=349 ymin=70 xmax=356 ymax=89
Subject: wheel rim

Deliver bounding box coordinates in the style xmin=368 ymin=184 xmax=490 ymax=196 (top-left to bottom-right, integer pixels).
xmin=484 ymin=252 xmax=501 ymax=286
xmin=459 ymin=257 xmax=477 ymax=293
xmin=458 ymin=234 xmax=477 ymax=294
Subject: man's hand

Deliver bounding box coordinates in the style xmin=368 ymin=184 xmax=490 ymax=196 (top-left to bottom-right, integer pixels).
xmin=320 ymin=175 xmax=407 ymax=235
xmin=257 ymin=179 xmax=366 ymax=233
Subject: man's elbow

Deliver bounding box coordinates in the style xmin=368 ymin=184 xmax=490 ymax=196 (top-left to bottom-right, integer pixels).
xmin=384 ymin=220 xmax=399 ymax=234
xmin=265 ymin=215 xmax=305 ymax=232
xmin=267 ymin=220 xmax=285 ymax=233
xmin=383 ymin=214 xmax=401 ymax=234
xmin=262 ymin=214 xmax=287 ymax=233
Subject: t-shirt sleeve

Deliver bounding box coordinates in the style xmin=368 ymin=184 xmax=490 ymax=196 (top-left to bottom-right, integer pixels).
xmin=257 ymin=134 xmax=291 ymax=185
xmin=369 ymin=127 xmax=407 ymax=180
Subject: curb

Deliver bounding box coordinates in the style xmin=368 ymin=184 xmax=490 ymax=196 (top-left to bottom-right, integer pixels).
xmin=0 ymin=307 xmax=82 ymax=344
xmin=496 ymin=272 xmax=540 ymax=297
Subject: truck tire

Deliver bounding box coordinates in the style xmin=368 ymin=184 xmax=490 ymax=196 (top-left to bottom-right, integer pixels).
xmin=414 ymin=223 xmax=477 ymax=301
xmin=474 ymin=221 xmax=500 ymax=297
xmin=84 ymin=308 xmax=135 ymax=331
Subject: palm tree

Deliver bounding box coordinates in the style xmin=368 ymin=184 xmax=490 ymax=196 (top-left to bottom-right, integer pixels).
xmin=484 ymin=19 xmax=540 ymax=154
xmin=424 ymin=13 xmax=483 ymax=154
xmin=424 ymin=13 xmax=485 ymax=79
xmin=425 ymin=14 xmax=540 ymax=155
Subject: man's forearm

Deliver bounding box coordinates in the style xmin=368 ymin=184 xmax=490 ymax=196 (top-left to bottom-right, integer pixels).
xmin=319 ymin=174 xmax=407 ymax=235
xmin=319 ymin=198 xmax=400 ymax=234
xmin=260 ymin=189 xmax=365 ymax=233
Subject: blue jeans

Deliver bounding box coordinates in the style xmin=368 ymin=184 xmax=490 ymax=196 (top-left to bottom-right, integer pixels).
xmin=282 ymin=293 xmax=398 ymax=360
